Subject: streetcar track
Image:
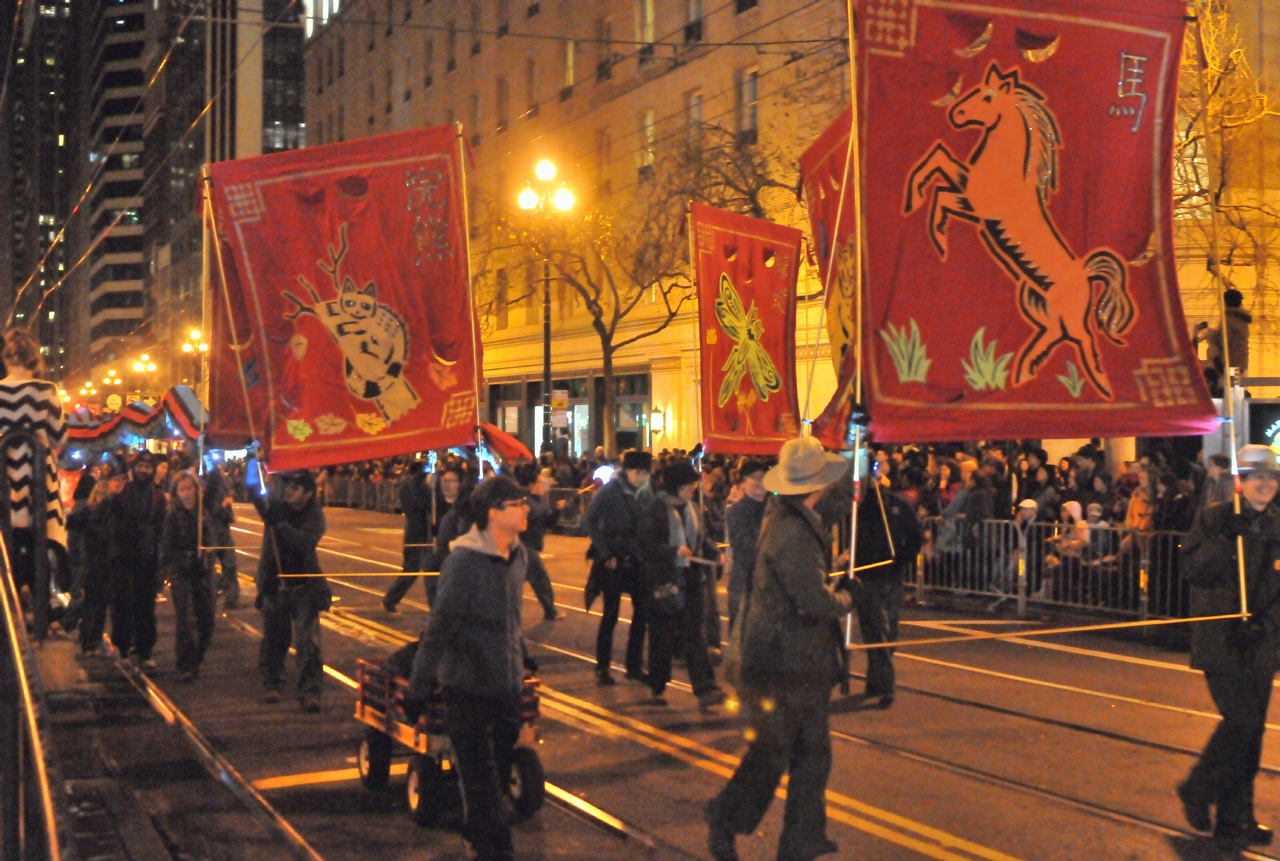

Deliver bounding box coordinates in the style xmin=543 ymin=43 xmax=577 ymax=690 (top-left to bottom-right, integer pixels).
xmin=219 ymin=613 xmax=697 ymax=859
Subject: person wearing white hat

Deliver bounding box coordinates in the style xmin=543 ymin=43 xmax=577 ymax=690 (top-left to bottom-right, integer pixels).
xmin=705 ymin=437 xmax=855 ymax=861
xmin=1179 ymin=445 xmax=1280 ymax=851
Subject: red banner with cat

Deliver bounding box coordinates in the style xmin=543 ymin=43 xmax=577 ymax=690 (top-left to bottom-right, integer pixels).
xmin=205 ymin=126 xmax=482 ymax=470
xmin=691 ymin=202 xmax=802 ymax=455
xmin=814 ymin=0 xmax=1216 ymax=445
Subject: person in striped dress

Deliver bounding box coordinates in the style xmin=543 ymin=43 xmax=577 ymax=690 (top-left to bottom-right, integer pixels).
xmin=0 ymin=328 xmax=67 ymax=604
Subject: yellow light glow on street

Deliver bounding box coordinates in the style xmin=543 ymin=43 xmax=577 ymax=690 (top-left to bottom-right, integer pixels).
xmin=553 ymin=186 xmax=575 ymax=212
xmin=182 ymin=343 xmax=193 ymax=353
xmin=518 ymin=186 xmax=539 ymax=210
xmin=535 ymin=160 xmax=556 ymax=181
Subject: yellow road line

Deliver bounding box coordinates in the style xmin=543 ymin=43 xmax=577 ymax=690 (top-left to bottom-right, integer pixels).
xmin=253 ymin=763 xmax=408 ymax=790
xmin=539 ymin=689 xmax=1023 ymax=861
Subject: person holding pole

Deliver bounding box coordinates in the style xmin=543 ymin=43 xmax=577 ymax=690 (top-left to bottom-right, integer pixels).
xmin=1178 ymin=445 xmax=1280 ymax=851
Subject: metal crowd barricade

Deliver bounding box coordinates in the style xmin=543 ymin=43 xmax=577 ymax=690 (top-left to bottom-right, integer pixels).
xmin=0 ymin=438 xmax=65 ymax=859
xmin=915 ymin=515 xmax=1188 ymax=621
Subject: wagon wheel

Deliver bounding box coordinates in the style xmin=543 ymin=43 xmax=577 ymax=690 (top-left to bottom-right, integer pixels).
xmin=406 ymin=755 xmax=449 ymax=827
xmin=507 ymin=747 xmax=545 ymax=821
xmin=357 ymin=728 xmax=393 ymax=790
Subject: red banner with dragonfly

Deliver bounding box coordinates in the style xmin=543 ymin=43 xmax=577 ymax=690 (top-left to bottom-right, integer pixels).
xmin=692 ymin=202 xmax=802 ymax=455
xmin=205 ymin=126 xmax=482 ymax=469
xmin=815 ymin=0 xmax=1216 ymax=445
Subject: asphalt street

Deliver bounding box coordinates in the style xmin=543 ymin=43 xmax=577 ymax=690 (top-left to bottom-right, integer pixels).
xmin=124 ymin=503 xmax=1280 ymax=860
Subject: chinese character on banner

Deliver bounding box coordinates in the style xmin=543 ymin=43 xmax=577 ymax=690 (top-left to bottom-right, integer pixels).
xmin=814 ymin=0 xmax=1216 ymax=446
xmin=691 ymin=202 xmax=802 ymax=455
xmin=206 ymin=126 xmax=482 ymax=470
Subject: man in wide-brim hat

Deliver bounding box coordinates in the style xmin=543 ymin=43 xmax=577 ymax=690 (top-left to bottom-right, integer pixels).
xmin=705 ymin=437 xmax=856 ymax=861
xmin=1179 ymin=445 xmax=1280 ymax=851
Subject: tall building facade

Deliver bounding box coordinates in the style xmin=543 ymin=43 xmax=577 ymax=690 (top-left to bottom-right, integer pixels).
xmin=0 ymin=0 xmax=80 ymax=380
xmin=304 ymin=0 xmax=846 ymax=454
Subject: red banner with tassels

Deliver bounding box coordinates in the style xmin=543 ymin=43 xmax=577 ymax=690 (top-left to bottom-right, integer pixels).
xmin=814 ymin=0 xmax=1216 ymax=446
xmin=205 ymin=126 xmax=482 ymax=469
xmin=691 ymin=202 xmax=802 ymax=455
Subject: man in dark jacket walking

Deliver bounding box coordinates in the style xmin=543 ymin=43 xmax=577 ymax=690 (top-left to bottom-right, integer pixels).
xmin=409 ymin=476 xmax=534 ymax=861
xmin=515 ymin=461 xmax=561 ymax=620
xmin=255 ymin=470 xmax=329 ymax=712
xmin=1178 ymin=445 xmax=1280 ymax=851
xmin=725 ymin=459 xmax=768 ymax=633
xmin=706 ymin=437 xmax=854 ymax=861
xmin=584 ymin=450 xmax=651 ymax=685
xmin=382 ymin=460 xmax=439 ymax=613
xmin=103 ymin=452 xmax=166 ymax=667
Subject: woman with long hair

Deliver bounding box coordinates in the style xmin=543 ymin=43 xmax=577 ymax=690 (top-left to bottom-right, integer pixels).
xmin=159 ymin=470 xmax=216 ymax=680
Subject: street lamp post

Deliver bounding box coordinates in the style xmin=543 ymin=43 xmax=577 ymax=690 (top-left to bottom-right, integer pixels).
xmin=518 ymin=159 xmax=574 ymax=457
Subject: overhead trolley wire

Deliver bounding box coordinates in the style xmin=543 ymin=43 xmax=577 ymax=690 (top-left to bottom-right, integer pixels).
xmin=7 ymin=2 xmax=203 ymax=327
xmin=27 ymin=0 xmax=301 ymax=327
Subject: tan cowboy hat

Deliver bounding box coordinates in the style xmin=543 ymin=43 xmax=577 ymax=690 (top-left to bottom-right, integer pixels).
xmin=763 ymin=437 xmax=848 ymax=495
xmin=1238 ymin=444 xmax=1280 ymax=476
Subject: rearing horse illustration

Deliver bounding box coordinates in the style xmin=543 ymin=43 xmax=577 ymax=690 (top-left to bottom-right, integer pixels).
xmin=904 ymin=63 xmax=1135 ymax=399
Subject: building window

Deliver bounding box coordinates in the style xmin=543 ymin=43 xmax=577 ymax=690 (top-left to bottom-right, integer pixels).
xmin=738 ymin=68 xmax=758 ymax=144
xmin=561 ymin=40 xmax=575 ymax=99
xmin=596 ymin=127 xmax=612 ymax=193
xmin=316 ymin=54 xmax=324 ymax=94
xmin=403 ymin=55 xmax=412 ymax=100
xmin=636 ymin=0 xmax=655 ymax=66
xmin=404 ymin=0 xmax=412 ymax=20
xmin=527 ymin=1 xmax=539 ymax=17
xmin=496 ymin=77 xmax=509 ymax=131
xmin=685 ymin=0 xmax=704 ymax=43
xmin=735 ymin=0 xmax=757 ymax=11
xmin=385 ymin=0 xmax=394 ymax=35
xmin=470 ymin=93 xmax=481 ymax=145
xmin=326 ymin=44 xmax=334 ymax=85
xmin=338 ymin=37 xmax=345 ymax=75
xmin=596 ymin=18 xmax=612 ymax=81
xmin=424 ymin=37 xmax=434 ymax=86
xmin=470 ymin=3 xmax=481 ymax=55
xmin=368 ymin=5 xmax=376 ymax=49
xmin=638 ymin=108 xmax=655 ymax=180
xmin=368 ymin=82 xmax=376 ymax=124
xmin=496 ymin=0 xmax=509 ymax=36
xmin=524 ymin=58 xmax=537 ymax=117
xmin=446 ymin=21 xmax=456 ymax=70
xmin=338 ymin=105 xmax=345 ymax=141
xmin=385 ymin=69 xmax=394 ymax=113
xmin=687 ymin=89 xmax=702 ymax=136
xmin=495 ymin=269 xmax=509 ymax=330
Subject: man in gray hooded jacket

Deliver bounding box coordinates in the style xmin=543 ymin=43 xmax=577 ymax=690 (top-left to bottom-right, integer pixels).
xmin=409 ymin=475 xmax=534 ymax=861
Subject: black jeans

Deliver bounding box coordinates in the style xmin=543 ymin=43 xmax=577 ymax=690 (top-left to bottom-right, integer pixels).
xmin=594 ymin=561 xmax=647 ymax=676
xmin=109 ymin=563 xmax=158 ymax=660
xmin=171 ymin=571 xmax=215 ymax=673
xmin=707 ymin=687 xmax=835 ymax=861
xmin=444 ymin=688 xmax=520 ymax=861
xmin=259 ymin=590 xmax=324 ymax=696
xmin=856 ymin=571 xmax=903 ymax=696
xmin=78 ymin=567 xmax=113 ymax=652
xmin=382 ymin=545 xmax=433 ymax=608
xmin=647 ymin=571 xmax=716 ymax=696
xmin=1184 ymin=668 xmax=1274 ymax=828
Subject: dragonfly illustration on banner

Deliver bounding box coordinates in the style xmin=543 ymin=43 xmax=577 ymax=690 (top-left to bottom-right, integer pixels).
xmin=715 ymin=273 xmax=782 ymax=410
xmin=904 ymin=62 xmax=1134 ymax=400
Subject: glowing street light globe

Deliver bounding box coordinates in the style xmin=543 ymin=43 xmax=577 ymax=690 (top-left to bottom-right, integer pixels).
xmin=147 ymin=363 xmax=157 ymax=372
xmin=535 ymin=159 xmax=556 ymax=181
xmin=190 ymin=328 xmax=202 ymax=341
xmin=552 ymin=186 xmax=575 ymax=212
xmin=133 ymin=362 xmax=144 ymax=372
xmin=182 ymin=342 xmax=193 ymax=353
xmin=518 ymin=186 xmax=539 ymax=210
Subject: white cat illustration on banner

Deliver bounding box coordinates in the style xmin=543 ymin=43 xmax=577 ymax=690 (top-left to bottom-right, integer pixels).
xmin=282 ymin=223 xmax=420 ymax=421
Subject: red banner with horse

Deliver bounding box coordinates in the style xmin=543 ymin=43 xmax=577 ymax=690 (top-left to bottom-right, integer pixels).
xmin=691 ymin=203 xmax=803 ymax=455
xmin=205 ymin=126 xmax=482 ymax=470
xmin=817 ymin=0 xmax=1216 ymax=445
